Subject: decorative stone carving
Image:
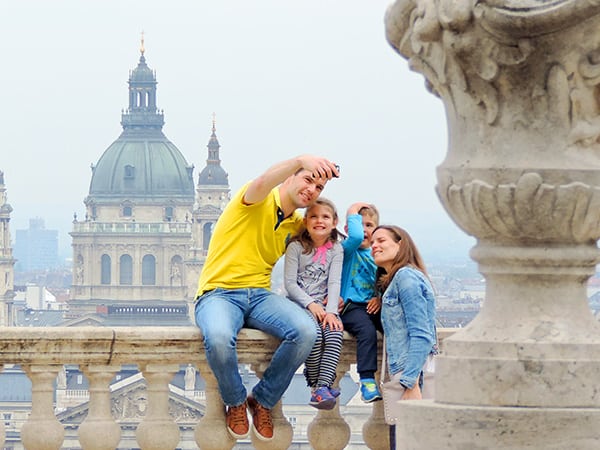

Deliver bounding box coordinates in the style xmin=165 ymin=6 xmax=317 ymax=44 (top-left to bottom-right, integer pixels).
xmin=170 ymin=261 xmax=183 ymax=286
xmin=440 ymin=172 xmax=600 ymax=243
xmin=75 ymin=256 xmax=84 ymax=285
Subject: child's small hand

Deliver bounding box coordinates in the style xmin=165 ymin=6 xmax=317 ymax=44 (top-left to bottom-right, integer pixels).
xmin=346 ymin=202 xmax=371 ymax=216
xmin=322 ymin=313 xmax=343 ymax=331
xmin=366 ymin=296 xmax=381 ymax=314
xmin=308 ymin=302 xmax=326 ymax=322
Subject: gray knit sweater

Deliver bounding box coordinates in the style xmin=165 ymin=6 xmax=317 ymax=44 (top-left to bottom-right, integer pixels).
xmin=283 ymin=240 xmax=343 ymax=315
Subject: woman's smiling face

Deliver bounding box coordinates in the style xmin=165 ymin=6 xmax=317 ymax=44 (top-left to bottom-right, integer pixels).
xmin=371 ymin=227 xmax=401 ymax=271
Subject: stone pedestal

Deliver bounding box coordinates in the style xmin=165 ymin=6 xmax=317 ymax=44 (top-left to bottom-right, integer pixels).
xmin=385 ymin=0 xmax=600 ymax=447
xmin=395 ymin=401 xmax=600 ymax=449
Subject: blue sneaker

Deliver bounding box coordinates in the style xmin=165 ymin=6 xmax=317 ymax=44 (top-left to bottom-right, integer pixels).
xmin=329 ymin=387 xmax=340 ymax=398
xmin=360 ymin=378 xmax=382 ymax=403
xmin=309 ymin=386 xmax=336 ymax=410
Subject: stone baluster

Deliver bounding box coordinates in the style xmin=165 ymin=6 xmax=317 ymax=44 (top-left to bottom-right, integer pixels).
xmin=194 ymin=362 xmax=235 ymax=450
xmin=78 ymin=365 xmax=121 ymax=450
xmin=249 ymin=361 xmax=293 ymax=450
xmin=135 ymin=364 xmax=180 ymax=450
xmin=362 ymin=398 xmax=388 ymax=450
xmin=306 ymin=363 xmax=351 ymax=450
xmin=21 ymin=365 xmax=65 ymax=450
xmin=385 ymin=0 xmax=600 ymax=448
xmin=359 ymin=338 xmax=388 ymax=450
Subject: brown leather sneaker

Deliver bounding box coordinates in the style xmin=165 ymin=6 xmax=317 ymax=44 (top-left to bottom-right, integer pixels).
xmin=247 ymin=396 xmax=274 ymax=441
xmin=226 ymin=402 xmax=249 ymax=439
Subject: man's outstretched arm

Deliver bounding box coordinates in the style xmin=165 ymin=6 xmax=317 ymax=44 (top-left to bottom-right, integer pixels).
xmin=244 ymin=154 xmax=339 ymax=205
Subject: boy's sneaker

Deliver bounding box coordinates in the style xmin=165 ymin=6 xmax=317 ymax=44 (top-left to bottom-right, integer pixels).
xmin=226 ymin=402 xmax=249 ymax=439
xmin=309 ymin=386 xmax=336 ymax=410
xmin=328 ymin=387 xmax=341 ymax=398
xmin=247 ymin=395 xmax=274 ymax=441
xmin=360 ymin=378 xmax=382 ymax=403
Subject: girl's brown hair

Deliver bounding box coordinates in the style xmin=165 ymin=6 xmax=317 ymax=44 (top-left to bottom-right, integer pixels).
xmin=374 ymin=225 xmax=428 ymax=293
xmin=287 ymin=197 xmax=340 ymax=254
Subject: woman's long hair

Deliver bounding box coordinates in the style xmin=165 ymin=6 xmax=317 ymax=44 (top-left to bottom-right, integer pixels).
xmin=374 ymin=225 xmax=428 ymax=293
xmin=287 ymin=197 xmax=340 ymax=254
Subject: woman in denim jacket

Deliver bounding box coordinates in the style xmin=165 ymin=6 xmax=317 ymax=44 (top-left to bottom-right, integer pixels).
xmin=371 ymin=225 xmax=436 ymax=400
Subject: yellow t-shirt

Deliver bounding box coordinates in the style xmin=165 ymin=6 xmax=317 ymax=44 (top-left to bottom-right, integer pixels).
xmin=195 ymin=182 xmax=304 ymax=297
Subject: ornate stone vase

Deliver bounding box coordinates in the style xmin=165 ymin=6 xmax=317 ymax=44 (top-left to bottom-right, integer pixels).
xmin=385 ymin=0 xmax=600 ymax=447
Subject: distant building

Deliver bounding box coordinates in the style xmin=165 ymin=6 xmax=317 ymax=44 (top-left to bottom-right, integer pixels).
xmin=0 ymin=170 xmax=16 ymax=326
xmin=14 ymin=218 xmax=59 ymax=272
xmin=68 ymin=40 xmax=230 ymax=322
xmin=13 ymin=284 xmax=64 ymax=312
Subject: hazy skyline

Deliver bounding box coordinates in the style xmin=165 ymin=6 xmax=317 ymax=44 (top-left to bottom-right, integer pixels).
xmin=0 ymin=1 xmax=475 ymax=262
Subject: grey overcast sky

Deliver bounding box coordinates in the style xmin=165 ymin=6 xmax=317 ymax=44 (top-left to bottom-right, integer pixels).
xmin=0 ymin=0 xmax=474 ymax=262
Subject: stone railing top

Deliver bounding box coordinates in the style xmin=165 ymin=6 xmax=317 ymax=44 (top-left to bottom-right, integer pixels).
xmin=0 ymin=326 xmax=456 ymax=367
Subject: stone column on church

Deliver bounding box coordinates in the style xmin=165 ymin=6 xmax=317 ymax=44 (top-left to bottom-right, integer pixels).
xmin=385 ymin=0 xmax=600 ymax=447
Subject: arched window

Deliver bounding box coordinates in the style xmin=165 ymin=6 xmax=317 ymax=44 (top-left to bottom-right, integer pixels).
xmin=203 ymin=222 xmax=213 ymax=251
xmin=119 ymin=254 xmax=133 ymax=285
xmin=101 ymin=254 xmax=111 ymax=285
xmin=142 ymin=254 xmax=156 ymax=285
xmin=165 ymin=206 xmax=174 ymax=221
xmin=123 ymin=206 xmax=133 ymax=217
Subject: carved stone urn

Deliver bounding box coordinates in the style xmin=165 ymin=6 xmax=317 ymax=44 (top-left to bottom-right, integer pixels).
xmin=385 ymin=0 xmax=600 ymax=447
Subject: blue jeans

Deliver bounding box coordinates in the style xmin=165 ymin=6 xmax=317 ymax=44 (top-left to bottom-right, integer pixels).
xmin=195 ymin=288 xmax=317 ymax=409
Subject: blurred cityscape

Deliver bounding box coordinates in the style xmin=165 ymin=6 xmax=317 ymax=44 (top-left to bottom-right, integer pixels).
xmin=11 ymin=233 xmax=600 ymax=329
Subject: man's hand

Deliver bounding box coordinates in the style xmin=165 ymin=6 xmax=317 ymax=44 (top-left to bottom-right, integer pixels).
xmin=366 ymin=296 xmax=381 ymax=314
xmin=298 ymin=155 xmax=340 ymax=180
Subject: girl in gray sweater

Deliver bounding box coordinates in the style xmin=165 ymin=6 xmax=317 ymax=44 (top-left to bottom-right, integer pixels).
xmin=284 ymin=197 xmax=344 ymax=410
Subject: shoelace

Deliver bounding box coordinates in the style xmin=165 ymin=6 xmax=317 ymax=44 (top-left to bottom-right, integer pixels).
xmin=229 ymin=405 xmax=247 ymax=427
xmin=255 ymin=404 xmax=273 ymax=428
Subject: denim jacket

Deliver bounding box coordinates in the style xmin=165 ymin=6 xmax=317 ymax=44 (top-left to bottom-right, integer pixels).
xmin=381 ymin=266 xmax=436 ymax=389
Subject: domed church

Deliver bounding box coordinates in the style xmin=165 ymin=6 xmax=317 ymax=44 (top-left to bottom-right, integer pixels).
xmin=69 ymin=40 xmax=229 ymax=323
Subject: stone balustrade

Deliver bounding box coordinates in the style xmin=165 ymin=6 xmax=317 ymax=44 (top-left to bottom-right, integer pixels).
xmin=0 ymin=326 xmax=455 ymax=449
xmin=71 ymin=222 xmax=191 ymax=234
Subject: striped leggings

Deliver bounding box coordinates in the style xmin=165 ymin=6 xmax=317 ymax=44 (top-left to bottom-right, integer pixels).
xmin=304 ymin=313 xmax=344 ymax=388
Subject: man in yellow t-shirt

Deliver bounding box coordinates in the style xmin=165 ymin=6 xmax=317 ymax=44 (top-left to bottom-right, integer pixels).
xmin=194 ymin=155 xmax=339 ymax=442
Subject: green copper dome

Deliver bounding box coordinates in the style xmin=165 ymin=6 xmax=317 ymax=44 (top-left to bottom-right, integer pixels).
xmin=87 ymin=51 xmax=194 ymax=204
xmin=88 ymin=135 xmax=194 ymax=203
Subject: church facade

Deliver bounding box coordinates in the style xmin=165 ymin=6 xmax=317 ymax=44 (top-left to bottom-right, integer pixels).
xmin=69 ymin=42 xmax=230 ymax=322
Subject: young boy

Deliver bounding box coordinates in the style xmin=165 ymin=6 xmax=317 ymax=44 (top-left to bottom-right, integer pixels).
xmin=340 ymin=202 xmax=383 ymax=402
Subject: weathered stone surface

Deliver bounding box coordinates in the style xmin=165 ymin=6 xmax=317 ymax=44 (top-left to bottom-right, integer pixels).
xmin=385 ymin=0 xmax=600 ymax=446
